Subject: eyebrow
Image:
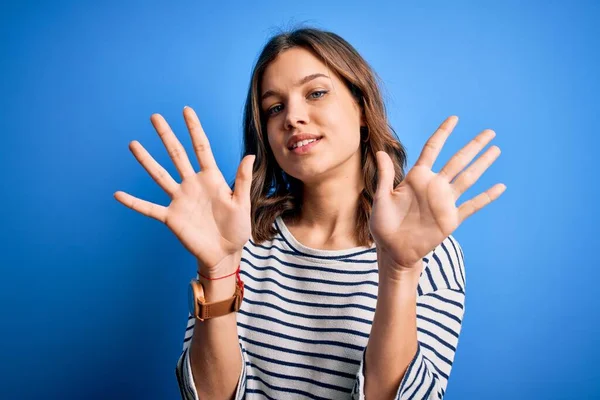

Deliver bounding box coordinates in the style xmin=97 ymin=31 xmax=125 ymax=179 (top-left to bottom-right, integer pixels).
xmin=261 ymin=73 xmax=330 ymax=102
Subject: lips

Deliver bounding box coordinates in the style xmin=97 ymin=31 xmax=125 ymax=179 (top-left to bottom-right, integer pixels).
xmin=286 ymin=133 xmax=323 ymax=150
xmin=289 ymin=137 xmax=322 ymax=154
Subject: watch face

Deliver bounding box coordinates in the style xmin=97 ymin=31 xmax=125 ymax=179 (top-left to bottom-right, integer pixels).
xmin=187 ymin=281 xmax=195 ymax=316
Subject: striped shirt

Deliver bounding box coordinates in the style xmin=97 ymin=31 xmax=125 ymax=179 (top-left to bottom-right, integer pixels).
xmin=175 ymin=215 xmax=466 ymax=399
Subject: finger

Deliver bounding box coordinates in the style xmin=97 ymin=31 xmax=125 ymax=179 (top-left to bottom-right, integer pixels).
xmin=114 ymin=191 xmax=168 ymax=222
xmin=375 ymin=151 xmax=395 ymax=198
xmin=457 ymin=183 xmax=506 ymax=223
xmin=233 ymin=154 xmax=256 ymax=206
xmin=414 ymin=116 xmax=459 ymax=169
xmin=129 ymin=141 xmax=179 ymax=197
xmin=439 ymin=129 xmax=496 ymax=181
xmin=452 ymin=145 xmax=501 ymax=199
xmin=150 ymin=113 xmax=196 ymax=179
xmin=183 ymin=106 xmax=218 ymax=171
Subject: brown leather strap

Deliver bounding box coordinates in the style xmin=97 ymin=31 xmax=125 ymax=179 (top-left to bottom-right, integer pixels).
xmin=196 ymin=279 xmax=244 ymax=321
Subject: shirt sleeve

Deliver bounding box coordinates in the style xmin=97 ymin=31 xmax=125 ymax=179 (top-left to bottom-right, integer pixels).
xmin=175 ymin=312 xmax=248 ymax=400
xmin=351 ymin=238 xmax=466 ymax=399
xmin=351 ymin=288 xmax=465 ymax=399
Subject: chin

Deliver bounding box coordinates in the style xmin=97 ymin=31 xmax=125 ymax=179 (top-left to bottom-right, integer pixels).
xmin=284 ymin=163 xmax=331 ymax=185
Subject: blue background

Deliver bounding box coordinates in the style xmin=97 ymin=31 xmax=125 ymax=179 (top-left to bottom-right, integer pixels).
xmin=1 ymin=1 xmax=598 ymax=399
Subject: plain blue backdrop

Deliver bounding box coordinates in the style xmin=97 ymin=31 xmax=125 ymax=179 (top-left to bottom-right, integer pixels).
xmin=1 ymin=1 xmax=598 ymax=399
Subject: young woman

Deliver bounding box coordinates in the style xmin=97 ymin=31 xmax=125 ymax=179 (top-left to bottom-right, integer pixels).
xmin=114 ymin=28 xmax=505 ymax=399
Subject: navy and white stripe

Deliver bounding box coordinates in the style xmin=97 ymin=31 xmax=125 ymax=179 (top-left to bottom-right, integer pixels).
xmin=176 ymin=216 xmax=466 ymax=399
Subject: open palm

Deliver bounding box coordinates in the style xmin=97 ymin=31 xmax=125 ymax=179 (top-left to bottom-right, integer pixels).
xmin=114 ymin=107 xmax=255 ymax=277
xmin=370 ymin=116 xmax=506 ymax=271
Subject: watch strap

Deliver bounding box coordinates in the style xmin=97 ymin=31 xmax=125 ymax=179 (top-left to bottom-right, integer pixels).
xmin=193 ymin=277 xmax=244 ymax=321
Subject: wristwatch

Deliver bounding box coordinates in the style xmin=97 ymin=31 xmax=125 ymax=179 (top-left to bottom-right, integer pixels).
xmin=187 ymin=274 xmax=244 ymax=321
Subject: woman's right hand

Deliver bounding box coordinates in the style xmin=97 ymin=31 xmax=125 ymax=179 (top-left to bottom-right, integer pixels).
xmin=114 ymin=106 xmax=255 ymax=278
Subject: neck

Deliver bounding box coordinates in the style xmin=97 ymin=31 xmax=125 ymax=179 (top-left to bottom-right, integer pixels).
xmin=288 ymin=156 xmax=365 ymax=246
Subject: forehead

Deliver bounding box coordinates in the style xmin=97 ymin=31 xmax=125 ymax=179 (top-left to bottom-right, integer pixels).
xmin=261 ymin=47 xmax=333 ymax=89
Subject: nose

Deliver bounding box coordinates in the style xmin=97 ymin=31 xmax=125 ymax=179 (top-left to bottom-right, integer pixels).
xmin=284 ymin=98 xmax=310 ymax=130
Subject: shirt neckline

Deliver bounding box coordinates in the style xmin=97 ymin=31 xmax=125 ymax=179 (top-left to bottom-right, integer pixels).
xmin=274 ymin=215 xmax=377 ymax=259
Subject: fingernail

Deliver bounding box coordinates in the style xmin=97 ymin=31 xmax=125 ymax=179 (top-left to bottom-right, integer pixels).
xmin=184 ymin=105 xmax=189 ymax=110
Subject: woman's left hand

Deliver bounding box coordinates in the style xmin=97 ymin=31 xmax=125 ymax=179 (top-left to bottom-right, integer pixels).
xmin=370 ymin=116 xmax=506 ymax=277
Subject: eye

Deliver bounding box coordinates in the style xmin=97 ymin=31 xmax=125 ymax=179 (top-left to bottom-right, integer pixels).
xmin=309 ymin=90 xmax=328 ymax=99
xmin=265 ymin=90 xmax=328 ymax=118
xmin=267 ymin=104 xmax=283 ymax=116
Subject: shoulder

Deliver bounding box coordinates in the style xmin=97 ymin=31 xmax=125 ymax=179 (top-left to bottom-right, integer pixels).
xmin=419 ymin=235 xmax=466 ymax=294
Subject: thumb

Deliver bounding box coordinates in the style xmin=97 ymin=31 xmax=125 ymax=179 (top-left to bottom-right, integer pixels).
xmin=233 ymin=154 xmax=256 ymax=205
xmin=375 ymin=151 xmax=395 ymax=198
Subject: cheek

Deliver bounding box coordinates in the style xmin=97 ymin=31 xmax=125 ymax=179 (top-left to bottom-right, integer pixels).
xmin=266 ymin=131 xmax=286 ymax=165
xmin=267 ymin=130 xmax=280 ymax=151
xmin=321 ymin=102 xmax=360 ymax=134
xmin=266 ymin=120 xmax=282 ymax=146
xmin=324 ymin=115 xmax=361 ymax=148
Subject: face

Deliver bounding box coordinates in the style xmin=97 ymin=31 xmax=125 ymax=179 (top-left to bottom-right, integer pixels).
xmin=260 ymin=47 xmax=365 ymax=185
